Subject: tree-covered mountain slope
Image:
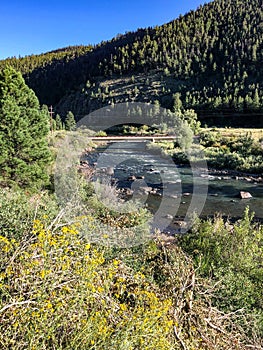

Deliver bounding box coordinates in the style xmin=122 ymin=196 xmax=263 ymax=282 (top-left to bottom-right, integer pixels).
xmin=0 ymin=0 xmax=262 ymax=123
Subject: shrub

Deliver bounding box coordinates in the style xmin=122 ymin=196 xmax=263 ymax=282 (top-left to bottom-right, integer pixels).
xmin=199 ymin=130 xmax=220 ymax=147
xmin=178 ymin=208 xmax=263 ymax=338
xmin=0 ymin=220 xmax=175 ymax=349
xmin=1 ymin=218 xmax=258 ymax=349
xmin=95 ymin=130 xmax=107 ymax=137
xmin=0 ymin=188 xmax=58 ymax=240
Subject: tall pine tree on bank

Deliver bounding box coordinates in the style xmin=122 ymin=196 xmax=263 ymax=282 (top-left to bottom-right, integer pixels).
xmin=65 ymin=111 xmax=76 ymax=131
xmin=0 ymin=66 xmax=52 ymax=188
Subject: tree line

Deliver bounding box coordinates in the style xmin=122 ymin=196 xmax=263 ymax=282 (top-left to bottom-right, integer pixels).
xmin=0 ymin=0 xmax=262 ymax=120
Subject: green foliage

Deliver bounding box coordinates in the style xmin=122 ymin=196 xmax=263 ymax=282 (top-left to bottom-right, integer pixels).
xmin=95 ymin=130 xmax=107 ymax=137
xmin=0 ymin=46 xmax=93 ymax=106
xmin=55 ymin=114 xmax=63 ymax=130
xmin=0 ymin=188 xmax=59 ymax=240
xmin=172 ymin=92 xmax=183 ymax=114
xmin=178 ymin=208 xmax=263 ymax=336
xmin=0 ymin=222 xmax=175 ymax=349
xmin=1 ymin=201 xmax=261 ymax=348
xmin=176 ymin=120 xmax=194 ymax=150
xmin=182 ymin=109 xmax=201 ymax=134
xmin=199 ymin=131 xmax=263 ymax=172
xmin=64 ymin=111 xmax=76 ymax=131
xmin=0 ymin=158 xmax=262 ymax=346
xmin=0 ymin=0 xmax=262 ymax=118
xmin=199 ymin=130 xmax=220 ymax=147
xmin=86 ymin=192 xmax=151 ymax=230
xmin=0 ymin=66 xmax=52 ymax=188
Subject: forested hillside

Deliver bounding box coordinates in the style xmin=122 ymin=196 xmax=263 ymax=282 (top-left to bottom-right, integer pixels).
xmin=1 ymin=1 xmax=263 ymax=347
xmin=0 ymin=0 xmax=262 ymax=122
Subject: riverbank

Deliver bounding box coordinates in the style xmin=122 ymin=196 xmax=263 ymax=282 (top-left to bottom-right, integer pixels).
xmin=197 ymin=167 xmax=263 ymax=182
xmin=80 ymin=143 xmax=263 ymax=231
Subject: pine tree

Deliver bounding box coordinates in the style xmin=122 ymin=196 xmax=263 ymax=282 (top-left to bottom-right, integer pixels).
xmin=55 ymin=114 xmax=63 ymax=130
xmin=0 ymin=66 xmax=52 ymax=188
xmin=65 ymin=111 xmax=76 ymax=131
xmin=172 ymin=92 xmax=183 ymax=114
xmin=253 ymin=89 xmax=260 ymax=110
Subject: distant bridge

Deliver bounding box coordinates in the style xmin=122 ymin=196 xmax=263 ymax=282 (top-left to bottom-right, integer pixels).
xmin=89 ymin=135 xmax=177 ymax=143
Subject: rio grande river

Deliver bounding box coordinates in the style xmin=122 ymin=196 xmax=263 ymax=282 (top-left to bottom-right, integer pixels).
xmin=86 ymin=142 xmax=263 ymax=227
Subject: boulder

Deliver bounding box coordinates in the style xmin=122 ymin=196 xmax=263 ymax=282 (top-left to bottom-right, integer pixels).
xmin=165 ymin=214 xmax=174 ymax=220
xmin=239 ymin=191 xmax=253 ymax=199
xmin=173 ymin=221 xmax=187 ymax=228
xmin=138 ymin=186 xmax=152 ymax=194
xmin=168 ymin=194 xmax=178 ymax=199
xmin=183 ymin=192 xmax=191 ymax=197
xmin=106 ymin=167 xmax=114 ymax=175
xmin=122 ymin=188 xmax=133 ymax=196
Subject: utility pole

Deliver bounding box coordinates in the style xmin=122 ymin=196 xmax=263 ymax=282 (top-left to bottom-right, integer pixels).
xmin=49 ymin=105 xmax=54 ymax=133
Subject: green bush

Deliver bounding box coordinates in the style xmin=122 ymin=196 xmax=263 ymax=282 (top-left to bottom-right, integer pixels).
xmin=199 ymin=131 xmax=263 ymax=172
xmin=0 ymin=188 xmax=59 ymax=240
xmin=199 ymin=130 xmax=220 ymax=147
xmin=1 ymin=215 xmax=259 ymax=349
xmin=95 ymin=130 xmax=107 ymax=137
xmin=178 ymin=208 xmax=263 ymax=337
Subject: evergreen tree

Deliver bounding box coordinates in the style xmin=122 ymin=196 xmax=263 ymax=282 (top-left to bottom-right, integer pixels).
xmin=0 ymin=0 xmax=261 ymax=118
xmin=55 ymin=114 xmax=63 ymax=130
xmin=253 ymin=89 xmax=260 ymax=110
xmin=182 ymin=109 xmax=201 ymax=134
xmin=0 ymin=66 xmax=52 ymax=188
xmin=41 ymin=104 xmax=55 ymax=132
xmin=172 ymin=92 xmax=183 ymax=114
xmin=65 ymin=111 xmax=76 ymax=131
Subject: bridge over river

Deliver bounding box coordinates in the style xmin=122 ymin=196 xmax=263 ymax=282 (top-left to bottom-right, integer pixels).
xmin=89 ymin=135 xmax=177 ymax=142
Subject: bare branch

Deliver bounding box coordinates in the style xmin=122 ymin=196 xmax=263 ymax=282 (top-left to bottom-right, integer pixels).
xmin=174 ymin=326 xmax=187 ymax=350
xmin=0 ymin=300 xmax=37 ymax=314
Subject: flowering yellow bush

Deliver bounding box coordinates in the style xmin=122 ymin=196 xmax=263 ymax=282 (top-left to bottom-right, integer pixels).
xmin=0 ymin=220 xmax=175 ymax=349
xmin=0 ymin=217 xmax=255 ymax=349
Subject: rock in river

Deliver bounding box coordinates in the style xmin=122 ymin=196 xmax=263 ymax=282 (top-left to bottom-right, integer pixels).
xmin=239 ymin=191 xmax=253 ymax=199
xmin=106 ymin=167 xmax=114 ymax=175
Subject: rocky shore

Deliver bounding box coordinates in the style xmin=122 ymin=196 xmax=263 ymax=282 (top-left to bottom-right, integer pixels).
xmin=207 ymin=168 xmax=263 ymax=183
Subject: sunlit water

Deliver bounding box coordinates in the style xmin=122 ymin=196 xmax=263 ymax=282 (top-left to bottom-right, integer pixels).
xmin=87 ymin=142 xmax=263 ymax=222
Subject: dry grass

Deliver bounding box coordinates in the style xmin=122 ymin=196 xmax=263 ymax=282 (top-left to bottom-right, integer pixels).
xmin=201 ymin=127 xmax=263 ymax=141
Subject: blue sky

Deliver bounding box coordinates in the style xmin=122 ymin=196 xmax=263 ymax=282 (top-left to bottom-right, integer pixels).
xmin=0 ymin=0 xmax=207 ymax=60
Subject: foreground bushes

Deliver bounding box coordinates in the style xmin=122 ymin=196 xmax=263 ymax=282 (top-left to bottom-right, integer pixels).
xmin=1 ymin=219 xmax=256 ymax=349
xmin=1 ymin=220 xmax=175 ymax=349
xmin=0 ymin=188 xmax=262 ymax=349
xmin=0 ymin=188 xmax=59 ymax=240
xmin=179 ymin=208 xmax=263 ymax=339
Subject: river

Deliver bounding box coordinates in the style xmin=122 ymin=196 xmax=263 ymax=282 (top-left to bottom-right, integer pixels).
xmin=85 ymin=142 xmax=263 ymax=228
